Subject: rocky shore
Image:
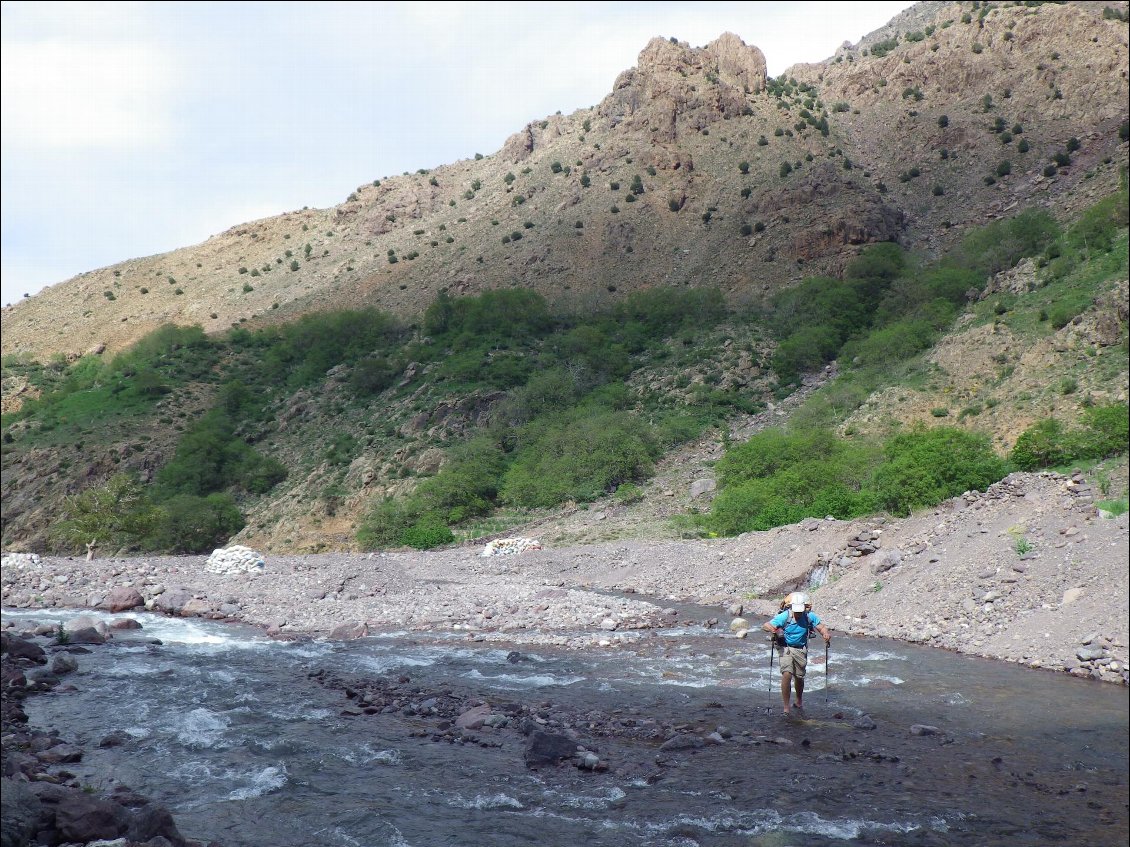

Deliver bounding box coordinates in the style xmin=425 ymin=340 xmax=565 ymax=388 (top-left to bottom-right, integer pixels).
xmin=1 ymin=628 xmax=205 ymax=847
xmin=3 ymin=472 xmax=1126 ymax=686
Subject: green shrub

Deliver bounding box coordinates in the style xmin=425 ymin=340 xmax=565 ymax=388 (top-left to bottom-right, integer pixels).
xmin=156 ymin=410 xmax=286 ymax=497
xmin=144 ymin=493 xmax=244 ymax=553
xmin=1010 ymin=418 xmax=1074 ymax=470
xmin=501 ymin=411 xmax=658 ymax=508
xmin=401 ymin=515 xmax=455 ymax=549
xmin=871 ymin=427 xmax=1005 ymax=516
xmin=50 ymin=473 xmax=161 ymax=553
xmin=870 ymin=37 xmax=899 ymax=58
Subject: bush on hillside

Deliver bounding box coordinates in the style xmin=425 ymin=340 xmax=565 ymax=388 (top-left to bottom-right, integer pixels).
xmin=871 ymin=427 xmax=1006 ymax=516
xmin=50 ymin=473 xmax=161 ymax=553
xmin=144 ymin=493 xmax=245 ymax=553
xmin=155 ymin=410 xmax=286 ymax=498
xmin=500 ymin=411 xmax=658 ymax=507
xmin=1011 ymin=403 xmax=1130 ymax=470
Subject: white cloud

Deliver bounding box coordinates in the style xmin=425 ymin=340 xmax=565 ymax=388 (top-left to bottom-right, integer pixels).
xmin=0 ymin=38 xmax=174 ymax=150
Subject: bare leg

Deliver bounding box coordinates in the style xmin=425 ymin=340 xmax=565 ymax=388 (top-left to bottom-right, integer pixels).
xmin=780 ymin=671 xmax=792 ymax=714
xmin=794 ymin=677 xmax=805 ymax=709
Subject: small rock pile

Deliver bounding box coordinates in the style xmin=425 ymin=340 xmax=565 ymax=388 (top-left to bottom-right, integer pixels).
xmin=204 ymin=545 xmax=265 ymax=575
xmin=480 ymin=537 xmax=542 ymax=557
xmin=1066 ymin=633 xmax=1126 ymax=684
xmin=1 ymin=552 xmax=41 ymax=569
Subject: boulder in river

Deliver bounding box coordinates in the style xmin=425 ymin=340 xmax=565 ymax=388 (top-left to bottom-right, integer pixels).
xmin=524 ymin=730 xmax=580 ymax=768
xmin=99 ymin=585 xmax=145 ymax=613
xmin=329 ymin=621 xmax=369 ymax=641
xmin=1 ymin=633 xmax=46 ymax=662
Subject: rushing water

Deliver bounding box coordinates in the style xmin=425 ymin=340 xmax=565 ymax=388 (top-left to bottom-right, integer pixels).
xmin=4 ymin=607 xmax=1127 ymax=847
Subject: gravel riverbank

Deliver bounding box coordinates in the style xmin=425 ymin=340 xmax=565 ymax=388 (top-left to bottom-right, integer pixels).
xmin=3 ymin=472 xmax=1127 ymax=684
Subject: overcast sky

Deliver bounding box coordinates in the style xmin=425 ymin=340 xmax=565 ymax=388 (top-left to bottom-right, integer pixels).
xmin=1 ymin=1 xmax=914 ymax=306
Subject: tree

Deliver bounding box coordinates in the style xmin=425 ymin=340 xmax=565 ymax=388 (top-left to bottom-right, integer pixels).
xmin=51 ymin=474 xmax=160 ymax=557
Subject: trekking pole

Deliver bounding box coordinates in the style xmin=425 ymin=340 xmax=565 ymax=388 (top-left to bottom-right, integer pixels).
xmin=766 ymin=636 xmax=776 ymax=715
xmin=825 ymin=639 xmax=831 ymax=703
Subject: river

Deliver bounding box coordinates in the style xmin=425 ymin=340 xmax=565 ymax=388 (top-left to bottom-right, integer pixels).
xmin=3 ymin=607 xmax=1127 ymax=847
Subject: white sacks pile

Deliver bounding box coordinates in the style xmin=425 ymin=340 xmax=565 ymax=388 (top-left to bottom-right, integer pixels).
xmin=205 ymin=545 xmax=265 ymax=575
xmin=1 ymin=552 xmax=41 ymax=569
xmin=480 ymin=537 xmax=542 ymax=557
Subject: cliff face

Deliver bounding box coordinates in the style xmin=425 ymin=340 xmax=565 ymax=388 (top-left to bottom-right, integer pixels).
xmin=3 ymin=4 xmax=1127 ymax=364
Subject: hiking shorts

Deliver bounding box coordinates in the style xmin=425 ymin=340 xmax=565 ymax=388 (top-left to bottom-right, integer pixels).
xmin=779 ymin=645 xmax=808 ymax=678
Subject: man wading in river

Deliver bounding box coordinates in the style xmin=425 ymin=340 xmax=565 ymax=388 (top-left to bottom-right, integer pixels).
xmin=762 ymin=592 xmax=832 ymax=716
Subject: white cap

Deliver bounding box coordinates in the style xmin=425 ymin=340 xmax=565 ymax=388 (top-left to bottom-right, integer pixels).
xmin=789 ymin=592 xmax=809 ymax=612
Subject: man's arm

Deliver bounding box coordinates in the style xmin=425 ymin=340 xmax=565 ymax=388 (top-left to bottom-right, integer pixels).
xmin=816 ymin=622 xmax=832 ymax=642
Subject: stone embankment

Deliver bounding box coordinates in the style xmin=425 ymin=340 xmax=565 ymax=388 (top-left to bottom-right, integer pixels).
xmin=2 ymin=472 xmax=1126 ymax=684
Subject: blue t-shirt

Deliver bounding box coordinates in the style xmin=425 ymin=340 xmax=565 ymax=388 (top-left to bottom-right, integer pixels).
xmin=770 ymin=610 xmax=822 ymax=648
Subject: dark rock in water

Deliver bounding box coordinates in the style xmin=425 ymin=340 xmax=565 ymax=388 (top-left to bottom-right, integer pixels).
xmin=1 ymin=777 xmax=42 ymax=847
xmin=50 ymin=653 xmax=78 ymax=675
xmin=99 ymin=729 xmax=133 ymax=748
xmin=109 ymin=618 xmax=143 ymax=631
xmin=36 ymin=742 xmax=83 ymax=763
xmin=910 ymin=724 xmax=941 ymax=736
xmin=128 ymin=801 xmax=187 ymax=846
xmin=852 ymin=714 xmax=877 ymax=730
xmin=30 ymin=782 xmax=130 ymax=844
xmin=66 ymin=626 xmax=106 ymax=645
xmin=506 ymin=651 xmax=523 ymax=664
xmin=1 ymin=633 xmax=46 ymax=662
xmin=524 ymin=730 xmax=580 ymax=768
xmin=26 ymin=669 xmax=59 ymax=689
xmin=659 ymin=733 xmax=706 ymax=751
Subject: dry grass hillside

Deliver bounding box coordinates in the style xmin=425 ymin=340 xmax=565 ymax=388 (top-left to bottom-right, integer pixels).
xmin=3 ymin=1 xmax=1127 ymax=363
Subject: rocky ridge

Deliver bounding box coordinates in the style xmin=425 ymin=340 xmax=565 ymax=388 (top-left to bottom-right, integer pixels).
xmin=3 ymin=2 xmax=1127 ymax=362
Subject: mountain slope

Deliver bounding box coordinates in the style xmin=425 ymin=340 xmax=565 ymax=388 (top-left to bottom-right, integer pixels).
xmin=3 ymin=1 xmax=1127 ymax=362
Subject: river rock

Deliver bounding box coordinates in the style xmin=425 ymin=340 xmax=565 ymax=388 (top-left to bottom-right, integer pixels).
xmin=524 ymin=730 xmax=580 ymax=768
xmin=98 ymin=730 xmax=133 ymax=748
xmin=852 ymin=714 xmax=877 ymax=730
xmin=659 ymin=733 xmax=706 ymax=751
xmin=729 ymin=617 xmax=751 ymax=634
xmin=30 ymin=782 xmax=129 ymax=843
xmin=66 ymin=626 xmax=106 ymax=645
xmin=109 ymin=617 xmax=143 ymax=630
xmin=151 ymin=587 xmax=194 ymax=614
xmin=1 ymin=633 xmax=46 ymax=662
xmin=50 ymin=653 xmax=78 ymax=675
xmin=455 ymin=704 xmax=492 ymax=730
xmin=1076 ymin=646 xmax=1105 ymax=661
xmin=329 ymin=621 xmax=369 ymax=640
xmin=99 ymin=586 xmax=145 ymax=613
xmin=1061 ymin=587 xmax=1085 ymax=605
xmin=127 ymin=801 xmax=187 ymax=846
xmin=910 ymin=724 xmax=940 ymax=736
xmin=37 ymin=743 xmax=84 ymax=764
xmin=180 ymin=598 xmax=214 ymax=617
xmin=0 ymin=778 xmax=41 ymax=847
xmin=64 ymin=615 xmax=107 ymax=636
